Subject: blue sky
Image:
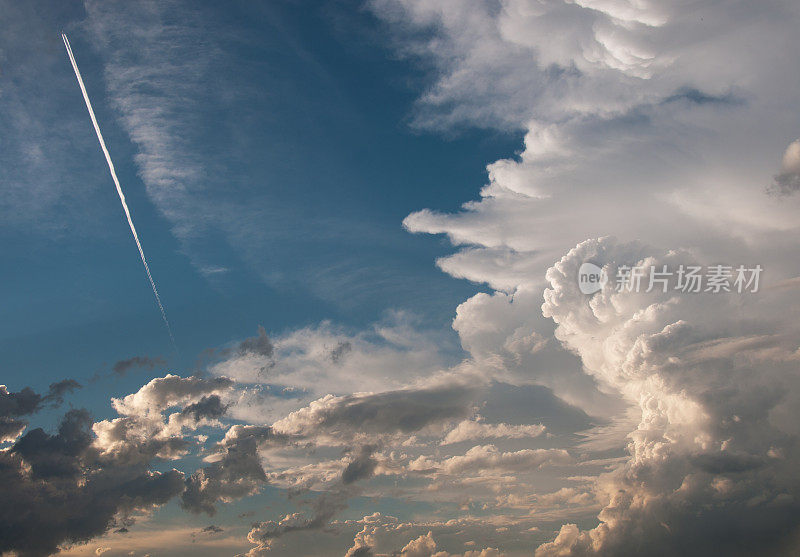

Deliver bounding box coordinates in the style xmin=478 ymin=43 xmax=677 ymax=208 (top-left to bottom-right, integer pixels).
xmin=2 ymin=0 xmax=521 ymax=401
xmin=3 ymin=1 xmax=800 ymax=556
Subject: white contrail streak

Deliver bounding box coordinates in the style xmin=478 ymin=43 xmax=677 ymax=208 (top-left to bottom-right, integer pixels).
xmin=62 ymin=33 xmax=176 ymax=348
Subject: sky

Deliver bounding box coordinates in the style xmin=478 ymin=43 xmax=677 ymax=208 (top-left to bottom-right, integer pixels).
xmin=2 ymin=0 xmax=800 ymax=556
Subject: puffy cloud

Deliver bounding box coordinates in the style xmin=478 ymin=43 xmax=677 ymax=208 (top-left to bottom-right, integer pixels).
xmin=92 ymin=375 xmax=234 ymax=462
xmin=0 ymin=380 xmax=80 ymax=418
xmin=18 ymin=0 xmax=800 ymax=536
xmin=183 ymin=379 xmax=473 ymax=520
xmin=270 ymin=383 xmax=477 ymax=443
xmin=45 ymin=379 xmax=82 ymax=403
xmin=110 ymin=374 xmax=233 ymax=419
xmin=232 ymin=379 xmax=503 ymax=553
xmin=371 ymin=0 xmax=799 ymax=139
xmin=410 ymin=445 xmax=571 ymax=477
xmin=442 ymin=418 xmax=546 ymax=445
xmin=534 ymin=523 xmax=582 ymax=557
xmin=244 ymin=490 xmax=352 ymax=555
xmin=71 ymin=374 xmax=249 ymax=521
xmin=393 ymin=531 xmax=504 ymax=557
xmin=180 ymin=394 xmax=229 ymax=422
xmin=189 ymin=524 xmax=225 ymax=542
xmin=398 ymin=531 xmax=438 ymax=557
xmin=1 ymin=360 xmax=556 ymax=555
xmin=180 ymin=424 xmax=273 ymax=515
xmin=0 ymin=410 xmax=185 ymax=557
xmin=769 ymin=139 xmax=800 ymax=195
xmin=532 ymin=237 xmax=800 ymax=554
xmin=372 ymin=0 xmax=800 ymax=297
xmin=344 ymin=523 xmax=379 ymax=557
xmin=341 ymin=445 xmax=379 ymax=484
xmin=0 ymin=419 xmax=27 ymax=448
xmin=438 ymin=445 xmax=571 ymax=476
xmin=12 ymin=0 xmax=784 ymax=553
xmin=200 ymin=525 xmax=223 ymax=535
xmin=213 ymin=316 xmax=453 ymax=410
xmin=532 ymin=487 xmax=595 ymax=509
xmin=0 ymin=379 xmax=81 ymax=442
xmin=364 ymin=1 xmax=800 ymax=554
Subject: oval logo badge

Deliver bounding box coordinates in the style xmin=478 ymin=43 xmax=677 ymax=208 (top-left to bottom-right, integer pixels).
xmin=578 ymin=262 xmax=608 ymax=294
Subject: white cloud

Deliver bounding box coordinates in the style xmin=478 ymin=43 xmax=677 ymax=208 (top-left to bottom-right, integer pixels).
xmin=534 ymin=237 xmax=800 ymax=553
xmin=393 ymin=530 xmax=505 ymax=557
xmin=110 ymin=374 xmax=233 ymax=419
xmin=373 ymin=0 xmax=800 ymax=293
xmin=368 ymin=1 xmax=800 ymax=554
xmin=212 ymin=313 xmax=452 ymax=404
xmin=770 ymin=138 xmax=800 ymax=194
xmin=269 ymin=381 xmax=477 ymax=444
xmin=9 ymin=1 xmax=800 ymax=554
xmin=410 ymin=444 xmax=572 ymax=477
xmin=442 ymin=418 xmax=546 ymax=444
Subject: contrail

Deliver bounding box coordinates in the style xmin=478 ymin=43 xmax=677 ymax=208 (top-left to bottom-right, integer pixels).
xmin=62 ymin=33 xmax=176 ymax=349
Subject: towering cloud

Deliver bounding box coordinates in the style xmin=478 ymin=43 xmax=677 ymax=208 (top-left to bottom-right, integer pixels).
xmin=366 ymin=0 xmax=800 ymax=554
xmin=535 ymin=238 xmax=800 ymax=554
xmin=6 ymin=2 xmax=800 ymax=555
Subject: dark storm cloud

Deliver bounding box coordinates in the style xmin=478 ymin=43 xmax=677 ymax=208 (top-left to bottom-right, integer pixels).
xmin=346 ymin=544 xmax=374 ymax=557
xmin=0 ymin=420 xmax=26 ymax=443
xmin=691 ymin=452 xmax=765 ymax=474
xmin=480 ymin=382 xmax=593 ymax=435
xmin=0 ymin=386 xmax=43 ymax=420
xmin=329 ymin=341 xmax=352 ymax=363
xmin=180 ymin=425 xmax=282 ymax=515
xmin=47 ymin=379 xmax=81 ymax=400
xmin=769 ymin=170 xmax=800 ymax=195
xmin=0 ymin=380 xmax=81 ymax=442
xmin=237 ymin=326 xmax=274 ymax=357
xmin=662 ymin=87 xmax=741 ymax=107
xmin=180 ymin=394 xmax=229 ymax=422
xmin=245 ymin=489 xmax=352 ymax=552
xmin=198 ymin=326 xmax=275 ymax=369
xmin=112 ymin=355 xmax=166 ymax=376
xmin=341 ymin=445 xmax=378 ymax=485
xmin=192 ymin=524 xmax=224 ymax=541
xmin=0 ymin=379 xmax=81 ymax=417
xmin=0 ymin=409 xmax=185 ymax=557
xmin=0 ymin=375 xmax=239 ymax=554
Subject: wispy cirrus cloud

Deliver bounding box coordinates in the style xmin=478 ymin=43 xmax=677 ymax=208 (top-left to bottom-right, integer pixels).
xmin=0 ymin=2 xmax=111 ymax=236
